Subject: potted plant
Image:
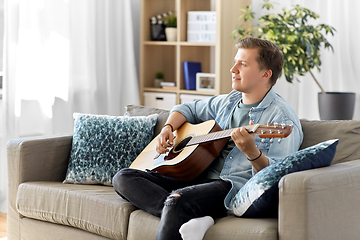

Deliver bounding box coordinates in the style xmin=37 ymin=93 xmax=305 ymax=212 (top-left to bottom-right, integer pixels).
xmin=164 ymin=14 xmax=177 ymax=41
xmin=232 ymin=1 xmax=355 ymax=120
xmin=154 ymin=71 xmax=164 ymax=88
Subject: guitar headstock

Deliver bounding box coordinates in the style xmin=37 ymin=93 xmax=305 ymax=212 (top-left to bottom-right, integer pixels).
xmin=247 ymin=123 xmax=292 ymax=139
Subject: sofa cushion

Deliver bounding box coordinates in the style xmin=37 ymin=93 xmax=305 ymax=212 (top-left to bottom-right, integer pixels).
xmin=300 ymin=119 xmax=360 ymax=164
xmin=230 ymin=139 xmax=339 ymax=218
xmin=16 ymin=182 xmax=137 ymax=240
xmin=63 ymin=113 xmax=158 ymax=185
xmin=127 ymin=210 xmax=278 ymax=240
xmin=125 ymin=104 xmax=170 ymax=136
xmin=20 ymin=218 xmax=111 ymax=240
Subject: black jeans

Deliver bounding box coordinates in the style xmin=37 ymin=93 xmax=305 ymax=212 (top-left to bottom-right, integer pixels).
xmin=113 ymin=168 xmax=231 ymax=240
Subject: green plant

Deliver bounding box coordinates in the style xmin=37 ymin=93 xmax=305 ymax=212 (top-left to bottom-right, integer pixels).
xmin=164 ymin=14 xmax=177 ymax=28
xmin=232 ymin=0 xmax=336 ymax=93
xmin=155 ymin=71 xmax=164 ymax=79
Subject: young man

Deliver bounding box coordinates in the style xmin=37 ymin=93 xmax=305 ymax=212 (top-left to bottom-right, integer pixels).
xmin=113 ymin=37 xmax=303 ymax=240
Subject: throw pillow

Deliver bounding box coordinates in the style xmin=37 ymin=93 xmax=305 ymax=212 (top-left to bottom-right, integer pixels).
xmin=229 ymin=139 xmax=339 ymax=218
xmin=63 ymin=113 xmax=158 ymax=186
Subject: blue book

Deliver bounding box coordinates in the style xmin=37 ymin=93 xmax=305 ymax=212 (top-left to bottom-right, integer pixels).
xmin=183 ymin=61 xmax=202 ymax=90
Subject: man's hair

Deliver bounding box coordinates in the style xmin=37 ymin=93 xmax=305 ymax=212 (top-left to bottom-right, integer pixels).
xmin=236 ymin=37 xmax=284 ymax=86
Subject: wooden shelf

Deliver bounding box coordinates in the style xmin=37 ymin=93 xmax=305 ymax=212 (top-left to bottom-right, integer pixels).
xmin=139 ymin=0 xmax=250 ymax=106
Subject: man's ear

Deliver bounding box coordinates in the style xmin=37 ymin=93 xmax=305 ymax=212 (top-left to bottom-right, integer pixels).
xmin=262 ymin=69 xmax=272 ymax=80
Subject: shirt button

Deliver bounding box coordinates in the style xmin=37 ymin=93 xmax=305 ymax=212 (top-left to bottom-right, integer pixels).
xmin=229 ymin=156 xmax=233 ymax=160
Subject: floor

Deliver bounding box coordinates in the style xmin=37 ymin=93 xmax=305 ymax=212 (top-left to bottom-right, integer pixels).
xmin=0 ymin=212 xmax=6 ymax=239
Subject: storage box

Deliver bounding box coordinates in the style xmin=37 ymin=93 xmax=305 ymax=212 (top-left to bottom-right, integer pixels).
xmin=187 ymin=11 xmax=216 ymax=43
xmin=180 ymin=94 xmax=211 ymax=104
xmin=144 ymin=92 xmax=176 ymax=110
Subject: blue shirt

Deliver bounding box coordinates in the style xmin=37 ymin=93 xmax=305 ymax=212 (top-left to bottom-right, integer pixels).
xmin=171 ymin=88 xmax=303 ymax=209
xmin=205 ymin=99 xmax=261 ymax=180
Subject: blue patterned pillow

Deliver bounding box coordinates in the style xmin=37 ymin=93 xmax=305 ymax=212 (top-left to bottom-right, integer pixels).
xmin=63 ymin=113 xmax=158 ymax=186
xmin=229 ymin=139 xmax=339 ymax=218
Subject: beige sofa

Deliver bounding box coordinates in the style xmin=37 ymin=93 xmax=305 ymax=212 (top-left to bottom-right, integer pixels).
xmin=7 ymin=105 xmax=360 ymax=240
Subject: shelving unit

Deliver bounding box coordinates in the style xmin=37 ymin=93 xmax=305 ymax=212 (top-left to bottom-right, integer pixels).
xmin=139 ymin=0 xmax=250 ymax=106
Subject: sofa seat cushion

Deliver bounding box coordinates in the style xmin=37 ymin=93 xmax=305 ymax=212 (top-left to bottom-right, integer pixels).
xmin=16 ymin=182 xmax=137 ymax=240
xmin=127 ymin=210 xmax=278 ymax=240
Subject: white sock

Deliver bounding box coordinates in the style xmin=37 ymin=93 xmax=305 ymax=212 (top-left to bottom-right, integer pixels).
xmin=179 ymin=216 xmax=215 ymax=240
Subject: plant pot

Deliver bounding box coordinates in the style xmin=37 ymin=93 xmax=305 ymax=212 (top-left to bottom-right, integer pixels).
xmin=165 ymin=27 xmax=177 ymax=41
xmin=318 ymin=92 xmax=356 ymax=120
xmin=154 ymin=78 xmax=164 ymax=88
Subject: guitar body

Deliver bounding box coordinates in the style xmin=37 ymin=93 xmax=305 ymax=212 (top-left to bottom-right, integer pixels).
xmin=130 ymin=120 xmax=229 ymax=181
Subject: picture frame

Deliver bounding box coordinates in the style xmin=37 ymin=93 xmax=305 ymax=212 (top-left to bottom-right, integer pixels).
xmin=196 ymin=73 xmax=215 ymax=92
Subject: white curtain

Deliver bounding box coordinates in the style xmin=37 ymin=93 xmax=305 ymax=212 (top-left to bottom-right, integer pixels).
xmin=0 ymin=0 xmax=140 ymax=212
xmin=253 ymin=0 xmax=360 ymax=120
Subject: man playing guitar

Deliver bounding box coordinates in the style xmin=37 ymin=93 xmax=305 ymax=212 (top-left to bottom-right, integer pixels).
xmin=113 ymin=37 xmax=303 ymax=240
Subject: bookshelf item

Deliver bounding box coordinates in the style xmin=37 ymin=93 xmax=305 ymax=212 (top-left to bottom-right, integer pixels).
xmin=196 ymin=73 xmax=215 ymax=92
xmin=161 ymin=81 xmax=176 ymax=90
xmin=139 ymin=0 xmax=251 ymax=106
xmin=161 ymin=82 xmax=176 ymax=87
xmin=144 ymin=92 xmax=176 ymax=110
xmin=150 ymin=11 xmax=175 ymax=41
xmin=187 ymin=11 xmax=216 ymax=43
xmin=183 ymin=61 xmax=202 ymax=90
xmin=150 ymin=15 xmax=166 ymax=41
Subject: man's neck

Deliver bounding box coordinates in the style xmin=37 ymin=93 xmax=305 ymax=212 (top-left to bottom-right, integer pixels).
xmin=242 ymin=88 xmax=271 ymax=105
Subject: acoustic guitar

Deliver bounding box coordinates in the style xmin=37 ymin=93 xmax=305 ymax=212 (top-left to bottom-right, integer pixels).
xmin=130 ymin=120 xmax=292 ymax=181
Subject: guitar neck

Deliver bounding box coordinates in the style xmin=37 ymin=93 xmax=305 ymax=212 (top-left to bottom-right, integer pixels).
xmin=187 ymin=124 xmax=260 ymax=146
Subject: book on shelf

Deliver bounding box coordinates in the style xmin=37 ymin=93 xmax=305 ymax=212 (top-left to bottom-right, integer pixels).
xmin=160 ymin=82 xmax=176 ymax=87
xmin=183 ymin=61 xmax=202 ymax=90
xmin=160 ymin=82 xmax=176 ymax=90
xmin=162 ymin=86 xmax=177 ymax=90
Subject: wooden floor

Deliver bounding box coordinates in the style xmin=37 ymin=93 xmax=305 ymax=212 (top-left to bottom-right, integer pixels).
xmin=0 ymin=212 xmax=6 ymax=238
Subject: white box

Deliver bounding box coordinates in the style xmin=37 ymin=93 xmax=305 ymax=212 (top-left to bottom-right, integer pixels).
xmin=180 ymin=94 xmax=212 ymax=104
xmin=144 ymin=92 xmax=176 ymax=110
xmin=187 ymin=11 xmax=216 ymax=22
xmin=187 ymin=11 xmax=216 ymax=43
xmin=187 ymin=32 xmax=216 ymax=42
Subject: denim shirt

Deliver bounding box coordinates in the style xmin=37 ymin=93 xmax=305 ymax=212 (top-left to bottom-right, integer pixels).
xmin=170 ymin=88 xmax=303 ymax=209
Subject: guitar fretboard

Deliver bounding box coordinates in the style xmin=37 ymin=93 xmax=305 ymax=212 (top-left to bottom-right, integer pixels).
xmin=187 ymin=124 xmax=260 ymax=146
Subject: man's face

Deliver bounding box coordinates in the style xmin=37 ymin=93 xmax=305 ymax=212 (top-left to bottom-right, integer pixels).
xmin=230 ymin=48 xmax=266 ymax=93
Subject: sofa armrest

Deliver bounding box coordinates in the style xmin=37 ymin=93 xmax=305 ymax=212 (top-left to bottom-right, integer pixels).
xmin=7 ymin=134 xmax=73 ymax=240
xmin=278 ymin=159 xmax=360 ymax=240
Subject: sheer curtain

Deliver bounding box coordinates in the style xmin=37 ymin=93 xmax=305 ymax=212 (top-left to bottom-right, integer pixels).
xmin=0 ymin=0 xmax=140 ymax=212
xmin=253 ymin=0 xmax=360 ymax=120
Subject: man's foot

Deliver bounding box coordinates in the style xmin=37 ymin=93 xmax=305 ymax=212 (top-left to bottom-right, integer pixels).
xmin=179 ymin=216 xmax=214 ymax=240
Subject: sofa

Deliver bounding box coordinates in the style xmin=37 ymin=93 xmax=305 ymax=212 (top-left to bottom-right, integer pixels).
xmin=7 ymin=104 xmax=360 ymax=240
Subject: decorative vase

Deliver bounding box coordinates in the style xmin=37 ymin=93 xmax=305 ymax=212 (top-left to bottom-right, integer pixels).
xmin=318 ymin=92 xmax=356 ymax=120
xmin=165 ymin=27 xmax=177 ymax=41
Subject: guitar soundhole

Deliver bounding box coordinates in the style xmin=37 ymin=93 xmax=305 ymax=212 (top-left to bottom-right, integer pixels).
xmin=173 ymin=136 xmax=193 ymax=153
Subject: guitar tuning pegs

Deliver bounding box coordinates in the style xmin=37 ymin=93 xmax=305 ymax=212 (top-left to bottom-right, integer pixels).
xmin=281 ymin=123 xmax=286 ymax=129
xmin=278 ymin=139 xmax=282 ymax=143
xmin=261 ymin=139 xmax=266 ymax=143
xmin=269 ymin=138 xmax=274 ymax=143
